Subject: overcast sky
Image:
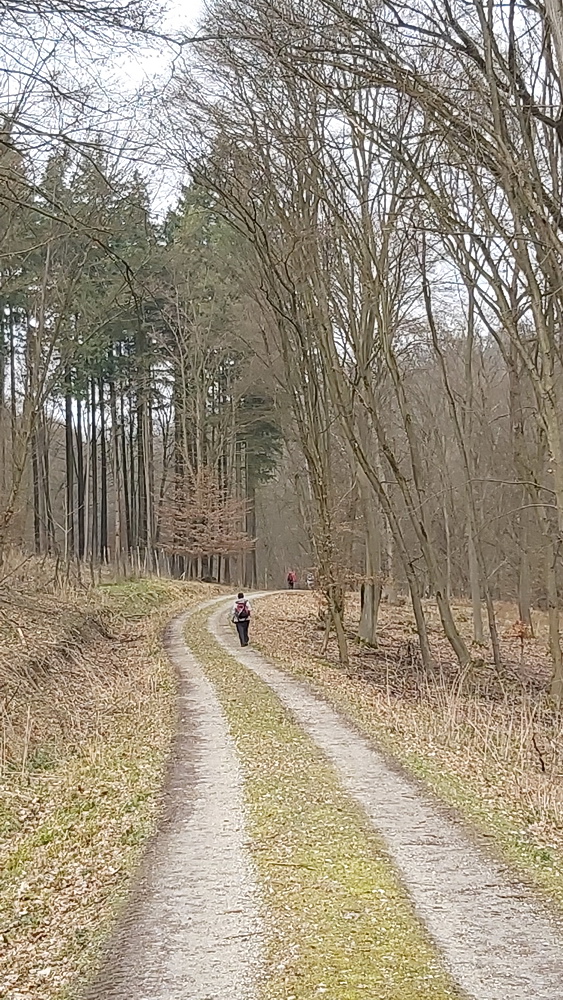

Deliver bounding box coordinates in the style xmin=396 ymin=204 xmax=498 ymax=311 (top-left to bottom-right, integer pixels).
xmin=123 ymin=0 xmax=204 ymax=88
xmin=112 ymin=0 xmax=205 ymax=211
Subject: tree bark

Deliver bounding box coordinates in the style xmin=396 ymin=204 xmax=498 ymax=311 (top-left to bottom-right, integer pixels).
xmin=99 ymin=377 xmax=108 ymax=562
xmin=90 ymin=379 xmax=98 ymax=563
xmin=468 ymin=518 xmax=484 ymax=643
xmin=32 ymin=430 xmax=40 ymax=554
xmin=109 ymin=376 xmax=123 ymax=570
xmin=76 ymin=398 xmax=85 ymax=560
xmin=357 ymin=473 xmax=381 ymax=646
xmin=65 ymin=376 xmax=75 ymax=561
xmin=40 ymin=415 xmax=56 ymax=554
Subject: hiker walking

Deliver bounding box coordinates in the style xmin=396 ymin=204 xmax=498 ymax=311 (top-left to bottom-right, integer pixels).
xmin=232 ymin=591 xmax=251 ymax=646
xmin=287 ymin=570 xmax=297 ymax=590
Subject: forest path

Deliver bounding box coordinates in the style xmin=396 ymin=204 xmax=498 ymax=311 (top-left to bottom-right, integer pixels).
xmin=84 ymin=599 xmax=263 ymax=1000
xmin=207 ymin=596 xmax=563 ymax=1000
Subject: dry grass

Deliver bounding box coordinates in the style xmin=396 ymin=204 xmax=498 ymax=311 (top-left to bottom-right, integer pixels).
xmin=252 ymin=592 xmax=563 ymax=908
xmin=0 ymin=568 xmax=223 ymax=1000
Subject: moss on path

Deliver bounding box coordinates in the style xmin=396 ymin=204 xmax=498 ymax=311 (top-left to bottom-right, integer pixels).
xmin=187 ymin=610 xmax=460 ymax=1000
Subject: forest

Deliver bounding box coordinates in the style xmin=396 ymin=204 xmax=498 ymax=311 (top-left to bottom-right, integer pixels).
xmin=4 ymin=2 xmax=563 ymax=999
xmin=3 ymin=0 xmax=563 ymax=691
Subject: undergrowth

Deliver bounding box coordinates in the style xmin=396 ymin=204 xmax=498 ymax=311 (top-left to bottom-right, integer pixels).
xmin=188 ymin=609 xmax=461 ymax=1000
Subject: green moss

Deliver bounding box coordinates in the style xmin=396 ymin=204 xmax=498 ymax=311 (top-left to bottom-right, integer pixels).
xmin=96 ymin=578 xmax=191 ymax=617
xmin=188 ymin=613 xmax=460 ymax=1000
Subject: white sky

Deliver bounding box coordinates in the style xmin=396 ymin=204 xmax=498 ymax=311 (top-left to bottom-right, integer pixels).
xmin=122 ymin=0 xmax=204 ymax=88
xmin=113 ymin=0 xmax=205 ymax=212
xmin=0 ymin=0 xmax=206 ymax=212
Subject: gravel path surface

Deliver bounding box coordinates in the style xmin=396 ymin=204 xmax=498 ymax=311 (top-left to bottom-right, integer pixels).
xmin=85 ymin=605 xmax=262 ymax=1000
xmin=209 ymin=599 xmax=563 ymax=1000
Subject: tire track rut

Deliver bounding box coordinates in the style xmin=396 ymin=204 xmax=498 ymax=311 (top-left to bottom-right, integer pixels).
xmin=208 ymin=598 xmax=563 ymax=1000
xmin=84 ymin=605 xmax=262 ymax=1000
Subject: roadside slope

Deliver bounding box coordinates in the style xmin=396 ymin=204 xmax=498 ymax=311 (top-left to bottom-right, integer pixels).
xmin=0 ymin=576 xmax=221 ymax=1000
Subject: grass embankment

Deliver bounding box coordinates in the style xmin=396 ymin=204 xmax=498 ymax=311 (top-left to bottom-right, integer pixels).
xmin=0 ymin=573 xmax=221 ymax=1000
xmin=188 ymin=610 xmax=460 ymax=1000
xmin=252 ymin=593 xmax=563 ymax=912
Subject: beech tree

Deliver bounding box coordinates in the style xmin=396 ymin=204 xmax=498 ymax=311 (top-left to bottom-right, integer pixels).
xmin=162 ymin=0 xmax=563 ymax=693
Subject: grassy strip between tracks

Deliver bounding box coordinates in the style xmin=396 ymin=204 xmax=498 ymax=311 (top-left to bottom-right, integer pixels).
xmin=187 ymin=610 xmax=461 ymax=1000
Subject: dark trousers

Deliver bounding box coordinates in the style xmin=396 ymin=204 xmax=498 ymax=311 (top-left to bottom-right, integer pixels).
xmin=288 ymin=580 xmax=294 ymax=589
xmin=236 ymin=620 xmax=249 ymax=646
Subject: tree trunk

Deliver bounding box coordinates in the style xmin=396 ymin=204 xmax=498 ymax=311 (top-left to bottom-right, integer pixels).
xmin=518 ymin=520 xmax=533 ymax=630
xmin=358 ymin=475 xmax=381 ymax=645
xmin=507 ymin=341 xmax=558 ymax=690
xmin=443 ymin=497 xmax=452 ymax=602
xmin=109 ymin=377 xmax=123 ymax=570
xmin=90 ymin=379 xmax=98 ymax=563
xmin=65 ymin=377 xmax=75 ymax=561
xmin=137 ymin=394 xmax=147 ymax=552
xmin=76 ymin=398 xmax=85 ymax=560
xmin=40 ymin=416 xmax=56 ymax=554
xmin=128 ymin=390 xmax=137 ymax=549
xmin=99 ymin=377 xmax=108 ymax=563
xmin=120 ymin=390 xmax=131 ymax=553
xmin=358 ymin=537 xmax=381 ymax=645
xmin=83 ymin=401 xmax=90 ymax=563
xmin=381 ymin=510 xmax=399 ymax=603
xmin=9 ymin=305 xmax=16 ymax=469
xmin=545 ymin=0 xmax=563 ymax=82
xmin=468 ymin=517 xmax=484 ymax=643
xmin=32 ymin=431 xmax=40 ymax=554
xmin=143 ymin=396 xmax=154 ymax=569
xmin=546 ymin=541 xmax=563 ymax=701
xmin=244 ymin=481 xmax=257 ymax=588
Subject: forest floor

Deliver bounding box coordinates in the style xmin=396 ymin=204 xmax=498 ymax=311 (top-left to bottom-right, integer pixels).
xmin=252 ymin=592 xmax=563 ymax=912
xmin=0 ymin=566 xmax=222 ymax=1000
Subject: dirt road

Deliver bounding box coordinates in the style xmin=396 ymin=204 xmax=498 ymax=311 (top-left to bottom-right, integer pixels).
xmin=84 ymin=605 xmax=262 ymax=1000
xmin=87 ymin=595 xmax=563 ymax=999
xmin=208 ymin=600 xmax=563 ymax=1000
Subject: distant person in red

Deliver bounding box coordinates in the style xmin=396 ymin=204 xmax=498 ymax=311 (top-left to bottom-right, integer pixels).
xmin=287 ymin=570 xmax=297 ymax=590
xmin=232 ymin=592 xmax=251 ymax=646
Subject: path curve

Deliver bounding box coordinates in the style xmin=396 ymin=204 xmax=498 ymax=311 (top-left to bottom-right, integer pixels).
xmin=209 ymin=597 xmax=563 ymax=1000
xmin=85 ymin=602 xmax=262 ymax=1000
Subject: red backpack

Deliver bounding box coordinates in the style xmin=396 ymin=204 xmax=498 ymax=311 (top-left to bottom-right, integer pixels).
xmin=234 ymin=599 xmax=250 ymax=620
